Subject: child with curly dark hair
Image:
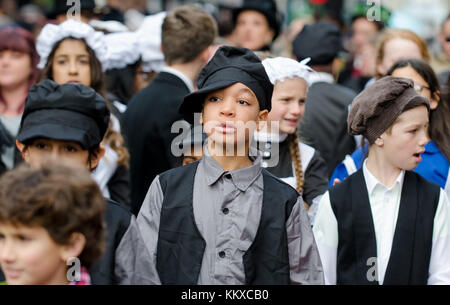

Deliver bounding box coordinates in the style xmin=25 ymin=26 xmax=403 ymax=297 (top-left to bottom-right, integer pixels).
xmin=0 ymin=161 xmax=106 ymax=285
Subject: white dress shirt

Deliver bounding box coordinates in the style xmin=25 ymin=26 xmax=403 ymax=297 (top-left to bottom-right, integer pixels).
xmin=313 ymin=160 xmax=450 ymax=285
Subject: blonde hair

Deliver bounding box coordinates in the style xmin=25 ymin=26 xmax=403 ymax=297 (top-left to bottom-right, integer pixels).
xmin=288 ymin=133 xmax=309 ymax=210
xmin=375 ymin=29 xmax=430 ymax=79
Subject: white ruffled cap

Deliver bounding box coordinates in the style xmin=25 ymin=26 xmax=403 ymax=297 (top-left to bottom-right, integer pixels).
xmin=135 ymin=11 xmax=166 ymax=73
xmin=36 ymin=19 xmax=108 ymax=71
xmin=104 ymin=31 xmax=140 ymax=70
xmin=261 ymin=57 xmax=314 ymax=86
xmin=89 ymin=20 xmax=129 ymax=33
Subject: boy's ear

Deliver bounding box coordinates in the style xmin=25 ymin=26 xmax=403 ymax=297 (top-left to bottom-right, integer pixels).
xmin=374 ymin=136 xmax=384 ymax=147
xmin=265 ymin=29 xmax=275 ymax=45
xmin=88 ymin=144 xmax=105 ymax=170
xmin=16 ymin=140 xmax=29 ymax=162
xmin=201 ymin=46 xmax=213 ymax=64
xmin=60 ymin=232 xmax=86 ymax=263
xmin=258 ymin=109 xmax=269 ymax=122
xmin=257 ymin=110 xmax=269 ymax=131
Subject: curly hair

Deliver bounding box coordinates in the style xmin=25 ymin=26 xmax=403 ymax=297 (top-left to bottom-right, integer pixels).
xmin=0 ymin=161 xmax=106 ymax=269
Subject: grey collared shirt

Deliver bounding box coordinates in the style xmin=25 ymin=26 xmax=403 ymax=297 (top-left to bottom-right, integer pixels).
xmin=115 ymin=148 xmax=324 ymax=285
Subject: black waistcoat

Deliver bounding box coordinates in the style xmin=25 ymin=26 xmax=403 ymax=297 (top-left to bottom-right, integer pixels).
xmin=329 ymin=169 xmax=440 ymax=285
xmin=155 ymin=160 xmax=299 ymax=284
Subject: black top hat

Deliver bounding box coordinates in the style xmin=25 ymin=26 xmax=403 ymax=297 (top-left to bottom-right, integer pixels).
xmin=292 ymin=20 xmax=342 ymax=66
xmin=47 ymin=0 xmax=97 ymax=19
xmin=17 ymin=79 xmax=110 ymax=150
xmin=232 ymin=0 xmax=283 ymax=42
xmin=180 ymin=46 xmax=273 ymax=124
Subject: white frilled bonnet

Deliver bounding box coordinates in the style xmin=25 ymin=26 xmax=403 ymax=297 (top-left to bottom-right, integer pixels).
xmin=135 ymin=11 xmax=166 ymax=73
xmin=36 ymin=19 xmax=108 ymax=71
xmin=104 ymin=31 xmax=140 ymax=70
xmin=89 ymin=20 xmax=129 ymax=33
xmin=261 ymin=57 xmax=314 ymax=86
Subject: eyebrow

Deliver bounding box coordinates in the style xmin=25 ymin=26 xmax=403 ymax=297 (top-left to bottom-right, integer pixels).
xmin=55 ymin=54 xmax=89 ymax=58
xmin=237 ymin=88 xmax=256 ymax=97
xmin=278 ymin=93 xmax=306 ymax=99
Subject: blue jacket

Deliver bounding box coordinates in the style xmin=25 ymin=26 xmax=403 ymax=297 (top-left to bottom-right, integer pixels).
xmin=330 ymin=141 xmax=449 ymax=192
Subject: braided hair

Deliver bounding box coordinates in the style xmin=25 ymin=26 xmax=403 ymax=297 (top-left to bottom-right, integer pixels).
xmin=288 ymin=133 xmax=309 ymax=210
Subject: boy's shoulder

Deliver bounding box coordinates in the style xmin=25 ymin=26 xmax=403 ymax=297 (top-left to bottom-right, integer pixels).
xmin=105 ymin=198 xmax=132 ymax=221
xmin=407 ymin=170 xmax=442 ymax=193
xmin=158 ymin=160 xmax=200 ymax=188
xmin=331 ymin=168 xmax=442 ymax=197
xmin=261 ymin=168 xmax=299 ymax=196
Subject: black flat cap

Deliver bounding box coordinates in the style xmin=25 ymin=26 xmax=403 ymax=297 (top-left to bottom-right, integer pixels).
xmin=232 ymin=0 xmax=283 ymax=41
xmin=17 ymin=79 xmax=110 ymax=149
xmin=292 ymin=20 xmax=342 ymax=66
xmin=180 ymin=45 xmax=273 ymax=124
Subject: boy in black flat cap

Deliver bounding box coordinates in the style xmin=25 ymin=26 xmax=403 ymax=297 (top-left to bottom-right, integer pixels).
xmin=10 ymin=79 xmax=132 ymax=285
xmin=313 ymin=76 xmax=450 ymax=285
xmin=115 ymin=46 xmax=324 ymax=285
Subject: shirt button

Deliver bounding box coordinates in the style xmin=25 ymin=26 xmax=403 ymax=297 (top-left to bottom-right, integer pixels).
xmin=222 ymin=207 xmax=229 ymax=215
xmin=218 ymin=251 xmax=226 ymax=258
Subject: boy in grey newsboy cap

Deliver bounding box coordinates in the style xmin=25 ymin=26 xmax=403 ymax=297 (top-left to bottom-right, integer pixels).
xmin=347 ymin=75 xmax=429 ymax=143
xmin=313 ymin=75 xmax=450 ymax=285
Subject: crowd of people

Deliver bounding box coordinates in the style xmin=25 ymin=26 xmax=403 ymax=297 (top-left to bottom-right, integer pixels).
xmin=0 ymin=0 xmax=449 ymax=285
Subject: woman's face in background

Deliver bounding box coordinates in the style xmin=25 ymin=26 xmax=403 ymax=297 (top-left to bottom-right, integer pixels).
xmin=391 ymin=65 xmax=439 ymax=110
xmin=0 ymin=50 xmax=32 ymax=89
xmin=377 ymin=38 xmax=423 ymax=76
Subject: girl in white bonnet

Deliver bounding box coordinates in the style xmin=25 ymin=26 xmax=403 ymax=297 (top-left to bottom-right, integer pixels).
xmin=36 ymin=19 xmax=130 ymax=208
xmin=258 ymin=56 xmax=329 ymax=224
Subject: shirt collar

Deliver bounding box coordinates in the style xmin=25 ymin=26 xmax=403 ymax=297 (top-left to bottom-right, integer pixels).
xmin=253 ymin=131 xmax=288 ymax=143
xmin=200 ymin=143 xmax=262 ymax=192
xmin=308 ymin=72 xmax=334 ymax=85
xmin=362 ymin=159 xmax=405 ymax=196
xmin=161 ymin=66 xmax=194 ymax=92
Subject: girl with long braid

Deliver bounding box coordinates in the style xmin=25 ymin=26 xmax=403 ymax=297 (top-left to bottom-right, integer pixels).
xmin=256 ymin=56 xmax=329 ymax=223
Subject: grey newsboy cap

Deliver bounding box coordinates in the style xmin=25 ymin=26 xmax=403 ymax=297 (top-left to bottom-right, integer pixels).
xmin=348 ymin=76 xmax=430 ymax=143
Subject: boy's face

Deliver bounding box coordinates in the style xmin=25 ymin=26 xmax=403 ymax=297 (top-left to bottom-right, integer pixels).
xmin=377 ymin=105 xmax=429 ymax=171
xmin=16 ymin=138 xmax=102 ymax=171
xmin=0 ymin=224 xmax=69 ymax=285
xmin=268 ymin=77 xmax=307 ymax=134
xmin=201 ymin=82 xmax=268 ymax=149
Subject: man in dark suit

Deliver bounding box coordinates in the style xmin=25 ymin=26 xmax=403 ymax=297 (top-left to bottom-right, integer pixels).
xmin=293 ymin=20 xmax=358 ymax=178
xmin=123 ymin=5 xmax=218 ymax=215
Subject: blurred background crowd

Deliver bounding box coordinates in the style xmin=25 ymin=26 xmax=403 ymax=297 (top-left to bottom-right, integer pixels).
xmin=1 ymin=0 xmax=449 ymax=87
